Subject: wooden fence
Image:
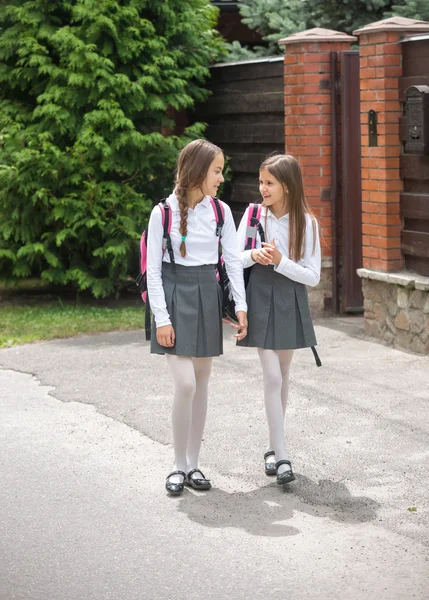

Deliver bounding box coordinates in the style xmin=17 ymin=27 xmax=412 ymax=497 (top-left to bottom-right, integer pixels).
xmin=196 ymin=56 xmax=284 ymax=219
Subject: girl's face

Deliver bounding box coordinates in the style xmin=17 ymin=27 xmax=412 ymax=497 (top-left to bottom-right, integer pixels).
xmin=259 ymin=168 xmax=287 ymax=209
xmin=201 ymin=152 xmax=225 ymax=197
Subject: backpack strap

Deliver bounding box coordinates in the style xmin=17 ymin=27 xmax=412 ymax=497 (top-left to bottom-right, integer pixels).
xmin=311 ymin=346 xmax=322 ymax=367
xmin=136 ymin=230 xmax=148 ymax=295
xmin=210 ymin=196 xmax=225 ymax=237
xmin=210 ymin=197 xmax=227 ymax=294
xmin=145 ymin=296 xmax=152 ymax=341
xmin=159 ymin=199 xmax=175 ymax=266
xmin=245 ymin=203 xmax=265 ymax=250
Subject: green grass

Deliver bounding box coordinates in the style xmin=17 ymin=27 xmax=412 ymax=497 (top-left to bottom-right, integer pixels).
xmin=0 ymin=304 xmax=145 ymax=347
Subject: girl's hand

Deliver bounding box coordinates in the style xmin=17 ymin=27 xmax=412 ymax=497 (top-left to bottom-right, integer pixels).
xmin=251 ymin=246 xmax=273 ymax=265
xmin=156 ymin=324 xmax=175 ymax=347
xmin=223 ymin=311 xmax=248 ymax=341
xmin=234 ymin=311 xmax=248 ymax=341
xmin=262 ymin=240 xmax=282 ymax=266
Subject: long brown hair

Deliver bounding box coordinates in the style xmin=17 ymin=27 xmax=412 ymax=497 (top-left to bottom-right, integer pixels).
xmin=175 ymin=139 xmax=223 ymax=257
xmin=260 ymin=154 xmax=316 ymax=262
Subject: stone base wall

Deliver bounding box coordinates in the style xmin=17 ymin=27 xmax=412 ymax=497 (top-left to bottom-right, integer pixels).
xmin=359 ymin=273 xmax=429 ymax=354
xmin=308 ymin=262 xmax=332 ymax=316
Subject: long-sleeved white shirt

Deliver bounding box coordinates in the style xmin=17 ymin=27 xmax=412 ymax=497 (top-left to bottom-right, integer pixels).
xmin=147 ymin=192 xmax=247 ymax=327
xmin=237 ymin=206 xmax=321 ymax=287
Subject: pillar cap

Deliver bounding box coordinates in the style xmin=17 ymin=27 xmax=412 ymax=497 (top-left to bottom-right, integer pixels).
xmin=279 ymin=28 xmax=357 ymax=46
xmin=354 ymin=16 xmax=429 ymax=36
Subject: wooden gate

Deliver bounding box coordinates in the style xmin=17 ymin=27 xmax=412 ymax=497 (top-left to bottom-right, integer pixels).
xmin=332 ymin=50 xmax=364 ymax=314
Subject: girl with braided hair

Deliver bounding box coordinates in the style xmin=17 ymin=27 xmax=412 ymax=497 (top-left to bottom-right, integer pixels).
xmin=147 ymin=139 xmax=248 ymax=496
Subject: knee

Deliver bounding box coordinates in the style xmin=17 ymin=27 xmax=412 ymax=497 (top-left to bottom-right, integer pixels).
xmin=193 ymin=359 xmax=212 ymax=383
xmin=177 ymin=376 xmax=196 ymax=398
xmin=262 ymin=366 xmax=282 ymax=391
xmin=265 ymin=373 xmax=283 ymax=392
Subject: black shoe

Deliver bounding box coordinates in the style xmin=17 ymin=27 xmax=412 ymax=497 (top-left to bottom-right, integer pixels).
xmin=264 ymin=451 xmax=276 ymax=476
xmin=165 ymin=470 xmax=186 ymax=495
xmin=275 ymin=460 xmax=295 ymax=485
xmin=185 ymin=469 xmax=211 ymax=491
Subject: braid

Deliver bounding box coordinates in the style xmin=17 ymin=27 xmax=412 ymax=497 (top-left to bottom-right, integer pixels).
xmin=176 ymin=184 xmax=188 ymax=257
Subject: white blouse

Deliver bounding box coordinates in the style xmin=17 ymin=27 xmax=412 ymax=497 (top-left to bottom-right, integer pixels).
xmin=237 ymin=206 xmax=321 ymax=287
xmin=147 ymin=192 xmax=247 ymax=327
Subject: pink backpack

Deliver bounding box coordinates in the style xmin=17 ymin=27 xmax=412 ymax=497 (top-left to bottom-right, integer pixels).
xmin=244 ymin=203 xmax=264 ymax=251
xmin=136 ymin=199 xmax=173 ymax=304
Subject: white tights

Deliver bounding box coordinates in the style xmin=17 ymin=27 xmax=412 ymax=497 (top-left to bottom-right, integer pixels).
xmin=166 ymin=355 xmax=212 ymax=482
xmin=257 ymin=348 xmax=294 ymax=474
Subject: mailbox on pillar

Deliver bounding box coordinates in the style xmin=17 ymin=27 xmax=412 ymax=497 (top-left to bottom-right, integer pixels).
xmin=405 ymin=85 xmax=429 ymax=154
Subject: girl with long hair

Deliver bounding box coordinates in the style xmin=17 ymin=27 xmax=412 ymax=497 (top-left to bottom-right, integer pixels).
xmin=147 ymin=139 xmax=248 ymax=495
xmin=237 ymin=154 xmax=321 ymax=486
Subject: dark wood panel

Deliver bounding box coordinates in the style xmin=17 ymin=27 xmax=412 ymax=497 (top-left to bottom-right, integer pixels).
xmin=403 ymin=41 xmax=429 ymax=77
xmin=230 ymin=200 xmax=250 ymax=224
xmin=400 ymin=154 xmax=429 ymax=181
xmin=210 ymin=59 xmax=283 ymax=83
xmin=230 ymin=181 xmax=260 ymax=204
xmin=204 ymin=91 xmax=284 ymax=116
xmin=404 ymin=218 xmax=429 ymax=233
xmin=400 ymin=193 xmax=429 ymax=219
xmin=341 ymin=50 xmax=363 ymax=313
xmin=222 ymin=142 xmax=285 ymax=156
xmin=401 ymin=230 xmax=429 ymax=258
xmin=405 ymin=180 xmax=429 ymax=194
xmin=405 ymin=256 xmax=429 ymax=277
xmin=209 ymin=76 xmax=282 ymax=95
xmin=207 ymin=121 xmax=284 ymax=144
xmin=229 ymin=151 xmax=282 ymax=174
xmin=210 ymin=112 xmax=283 ymax=125
xmin=399 ymin=76 xmax=429 ymax=102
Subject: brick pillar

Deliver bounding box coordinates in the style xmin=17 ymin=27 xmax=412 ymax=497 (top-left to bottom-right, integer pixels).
xmin=279 ymin=28 xmax=356 ymax=312
xmin=354 ymin=17 xmax=429 ymax=272
xmin=355 ymin=17 xmax=429 ymax=353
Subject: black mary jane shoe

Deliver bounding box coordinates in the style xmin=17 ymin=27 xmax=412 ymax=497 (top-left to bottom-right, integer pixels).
xmin=185 ymin=469 xmax=212 ymax=491
xmin=264 ymin=450 xmax=276 ymax=476
xmin=275 ymin=460 xmax=296 ymax=485
xmin=165 ymin=470 xmax=186 ymax=496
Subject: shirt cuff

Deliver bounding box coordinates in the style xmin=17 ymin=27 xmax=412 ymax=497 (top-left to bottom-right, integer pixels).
xmin=242 ymin=249 xmax=256 ymax=269
xmin=234 ymin=303 xmax=248 ymax=314
xmin=155 ymin=317 xmax=172 ymax=328
xmin=274 ymin=255 xmax=288 ymax=275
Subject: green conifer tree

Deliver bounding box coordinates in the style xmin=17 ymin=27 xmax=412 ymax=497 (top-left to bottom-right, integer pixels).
xmin=0 ymin=0 xmax=223 ymax=296
xmin=309 ymin=0 xmax=396 ymax=34
xmin=225 ymin=0 xmax=409 ymax=61
xmin=388 ymin=0 xmax=429 ymax=21
xmin=226 ymin=0 xmax=307 ymax=60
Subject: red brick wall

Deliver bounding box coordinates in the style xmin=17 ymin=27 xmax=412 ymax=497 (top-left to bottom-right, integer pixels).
xmin=284 ymin=41 xmax=352 ymax=261
xmin=359 ymin=32 xmax=403 ymax=272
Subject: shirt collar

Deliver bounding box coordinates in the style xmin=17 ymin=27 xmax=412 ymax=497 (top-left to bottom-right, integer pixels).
xmin=168 ymin=191 xmax=211 ymax=210
xmin=261 ymin=205 xmax=289 ymax=221
xmin=200 ymin=195 xmax=212 ymax=208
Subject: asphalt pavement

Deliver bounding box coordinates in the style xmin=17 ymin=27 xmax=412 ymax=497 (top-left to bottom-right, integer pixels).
xmin=0 ymin=320 xmax=428 ymax=600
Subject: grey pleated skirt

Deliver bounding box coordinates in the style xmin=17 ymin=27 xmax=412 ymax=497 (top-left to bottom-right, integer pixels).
xmin=150 ymin=263 xmax=223 ymax=358
xmin=237 ymin=263 xmax=317 ymax=350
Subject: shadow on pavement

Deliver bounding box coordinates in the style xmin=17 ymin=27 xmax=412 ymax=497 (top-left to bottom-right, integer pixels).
xmin=176 ymin=473 xmax=380 ymax=537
